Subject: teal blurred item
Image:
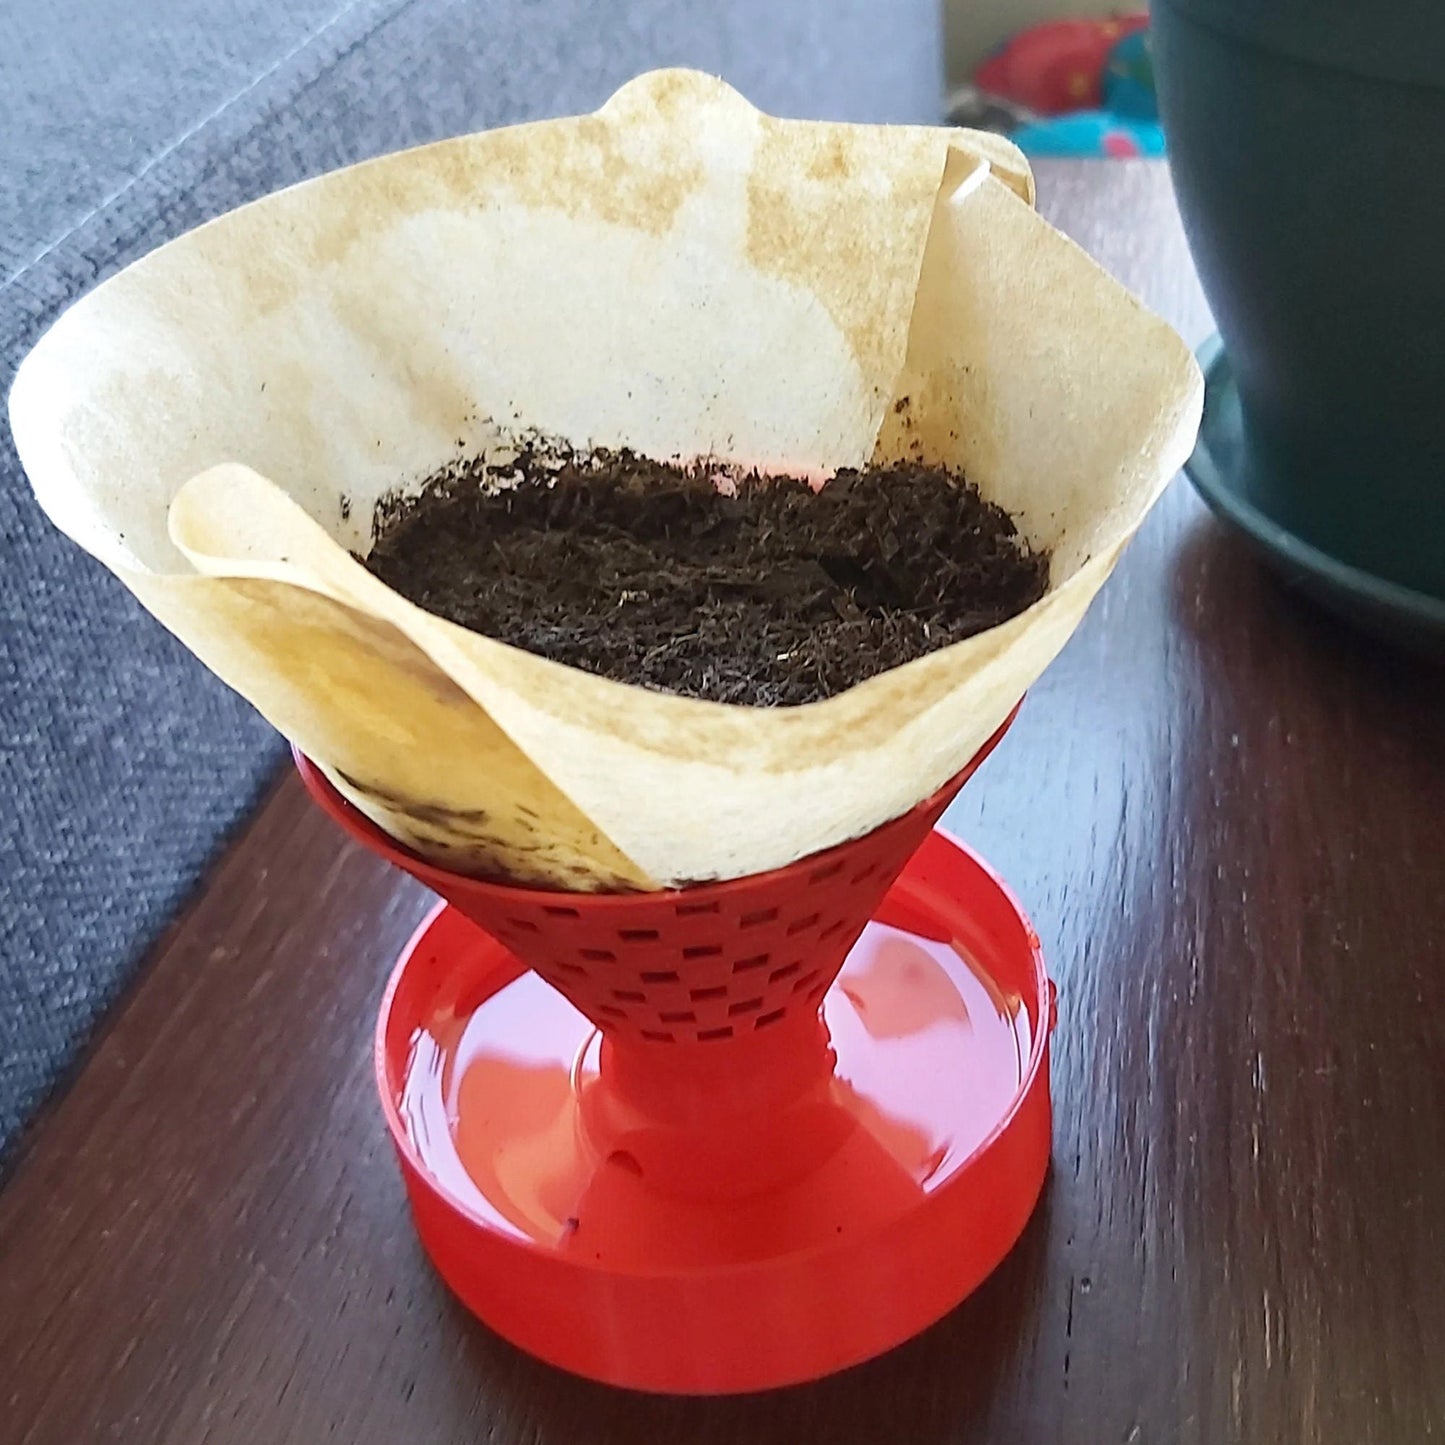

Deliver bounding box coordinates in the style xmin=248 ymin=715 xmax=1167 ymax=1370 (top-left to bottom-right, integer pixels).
xmin=1011 ymin=111 xmax=1163 ymax=158
xmin=1103 ymin=29 xmax=1157 ymax=120
xmin=1186 ymin=339 xmax=1445 ymax=656
xmin=1155 ymin=0 xmax=1445 ymax=646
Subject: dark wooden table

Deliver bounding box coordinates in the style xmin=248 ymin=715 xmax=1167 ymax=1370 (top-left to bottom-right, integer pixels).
xmin=3 ymin=162 xmax=1443 ymax=1444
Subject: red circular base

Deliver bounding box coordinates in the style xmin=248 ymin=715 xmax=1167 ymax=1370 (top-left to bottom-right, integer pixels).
xmin=376 ymin=830 xmax=1054 ymax=1394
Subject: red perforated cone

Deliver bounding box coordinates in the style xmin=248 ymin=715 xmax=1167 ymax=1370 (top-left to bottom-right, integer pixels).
xmin=294 ymin=709 xmax=1014 ymax=1044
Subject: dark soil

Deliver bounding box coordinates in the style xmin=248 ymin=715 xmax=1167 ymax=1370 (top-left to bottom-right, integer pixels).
xmin=361 ymin=450 xmax=1049 ymax=707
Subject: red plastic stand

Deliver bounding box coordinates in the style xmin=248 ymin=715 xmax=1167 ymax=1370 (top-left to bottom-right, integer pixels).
xmin=295 ymin=714 xmax=1055 ymax=1394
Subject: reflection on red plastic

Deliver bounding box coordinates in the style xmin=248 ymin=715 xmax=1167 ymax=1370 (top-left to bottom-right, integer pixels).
xmin=403 ymin=910 xmax=1034 ymax=1259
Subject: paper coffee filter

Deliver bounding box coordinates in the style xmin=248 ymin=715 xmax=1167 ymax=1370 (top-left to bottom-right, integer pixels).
xmin=11 ymin=69 xmax=1202 ymax=890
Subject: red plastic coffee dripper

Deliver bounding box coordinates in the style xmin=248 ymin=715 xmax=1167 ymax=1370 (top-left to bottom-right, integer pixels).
xmin=294 ymin=706 xmax=1055 ymax=1394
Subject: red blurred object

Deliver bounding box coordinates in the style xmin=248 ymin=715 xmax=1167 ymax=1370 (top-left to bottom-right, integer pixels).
xmin=976 ymin=14 xmax=1149 ymax=114
xmin=294 ymin=707 xmax=1055 ymax=1393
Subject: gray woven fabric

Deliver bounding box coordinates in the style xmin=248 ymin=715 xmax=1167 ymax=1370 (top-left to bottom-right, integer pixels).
xmin=0 ymin=0 xmax=939 ymax=1162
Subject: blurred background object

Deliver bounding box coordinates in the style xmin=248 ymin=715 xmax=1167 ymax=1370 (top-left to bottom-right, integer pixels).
xmin=945 ymin=6 xmax=1160 ymax=157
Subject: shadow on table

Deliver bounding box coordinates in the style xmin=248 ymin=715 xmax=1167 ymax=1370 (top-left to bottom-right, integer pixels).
xmin=445 ymin=1178 xmax=1056 ymax=1443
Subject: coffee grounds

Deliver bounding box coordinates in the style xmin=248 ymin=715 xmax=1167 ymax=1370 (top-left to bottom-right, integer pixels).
xmin=361 ymin=450 xmax=1049 ymax=707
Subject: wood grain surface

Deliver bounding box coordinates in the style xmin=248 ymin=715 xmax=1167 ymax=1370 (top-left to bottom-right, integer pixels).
xmin=3 ymin=162 xmax=1443 ymax=1444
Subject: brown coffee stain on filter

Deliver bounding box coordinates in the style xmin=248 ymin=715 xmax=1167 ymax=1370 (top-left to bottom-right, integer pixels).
xmin=483 ymin=73 xmax=708 ymax=236
xmin=155 ymin=468 xmax=656 ymax=888
xmin=745 ymin=121 xmax=1036 ymax=435
xmin=323 ymin=254 xmax=482 ymax=452
xmin=11 ymin=68 xmax=1204 ymax=891
xmin=133 ymin=570 xmax=652 ymax=889
xmin=745 ymin=121 xmax=942 ymax=423
xmin=873 ymin=147 xmax=1009 ymax=484
xmin=136 ymin=89 xmax=706 ymax=322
